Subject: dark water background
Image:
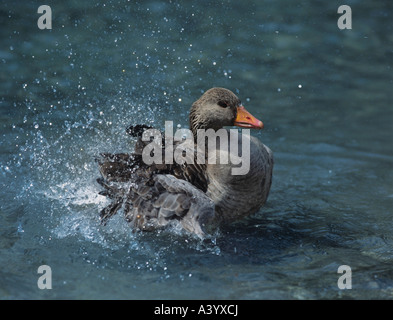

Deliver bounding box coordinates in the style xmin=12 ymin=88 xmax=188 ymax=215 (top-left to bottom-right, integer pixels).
xmin=0 ymin=0 xmax=392 ymax=299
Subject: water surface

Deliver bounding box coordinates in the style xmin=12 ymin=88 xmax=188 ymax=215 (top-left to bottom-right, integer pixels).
xmin=1 ymin=0 xmax=393 ymax=299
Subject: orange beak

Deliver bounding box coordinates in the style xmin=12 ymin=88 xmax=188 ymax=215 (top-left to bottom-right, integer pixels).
xmin=234 ymin=106 xmax=264 ymax=129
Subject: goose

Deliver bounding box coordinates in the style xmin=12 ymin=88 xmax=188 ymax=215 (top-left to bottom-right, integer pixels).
xmin=96 ymin=87 xmax=273 ymax=237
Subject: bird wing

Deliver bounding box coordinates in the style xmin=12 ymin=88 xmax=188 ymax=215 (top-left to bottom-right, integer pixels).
xmin=96 ymin=124 xmax=215 ymax=237
xmin=124 ymin=174 xmax=215 ymax=237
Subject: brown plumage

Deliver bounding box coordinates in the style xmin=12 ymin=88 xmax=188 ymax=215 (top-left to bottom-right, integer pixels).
xmin=96 ymin=87 xmax=273 ymax=237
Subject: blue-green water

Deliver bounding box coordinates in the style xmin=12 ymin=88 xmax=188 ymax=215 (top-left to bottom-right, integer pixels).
xmin=1 ymin=0 xmax=392 ymax=299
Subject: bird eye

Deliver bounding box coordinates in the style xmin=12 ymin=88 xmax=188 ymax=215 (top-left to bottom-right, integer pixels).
xmin=218 ymin=101 xmax=228 ymax=108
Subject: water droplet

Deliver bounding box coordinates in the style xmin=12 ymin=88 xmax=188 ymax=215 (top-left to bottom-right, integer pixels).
xmin=17 ymin=223 xmax=24 ymax=233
